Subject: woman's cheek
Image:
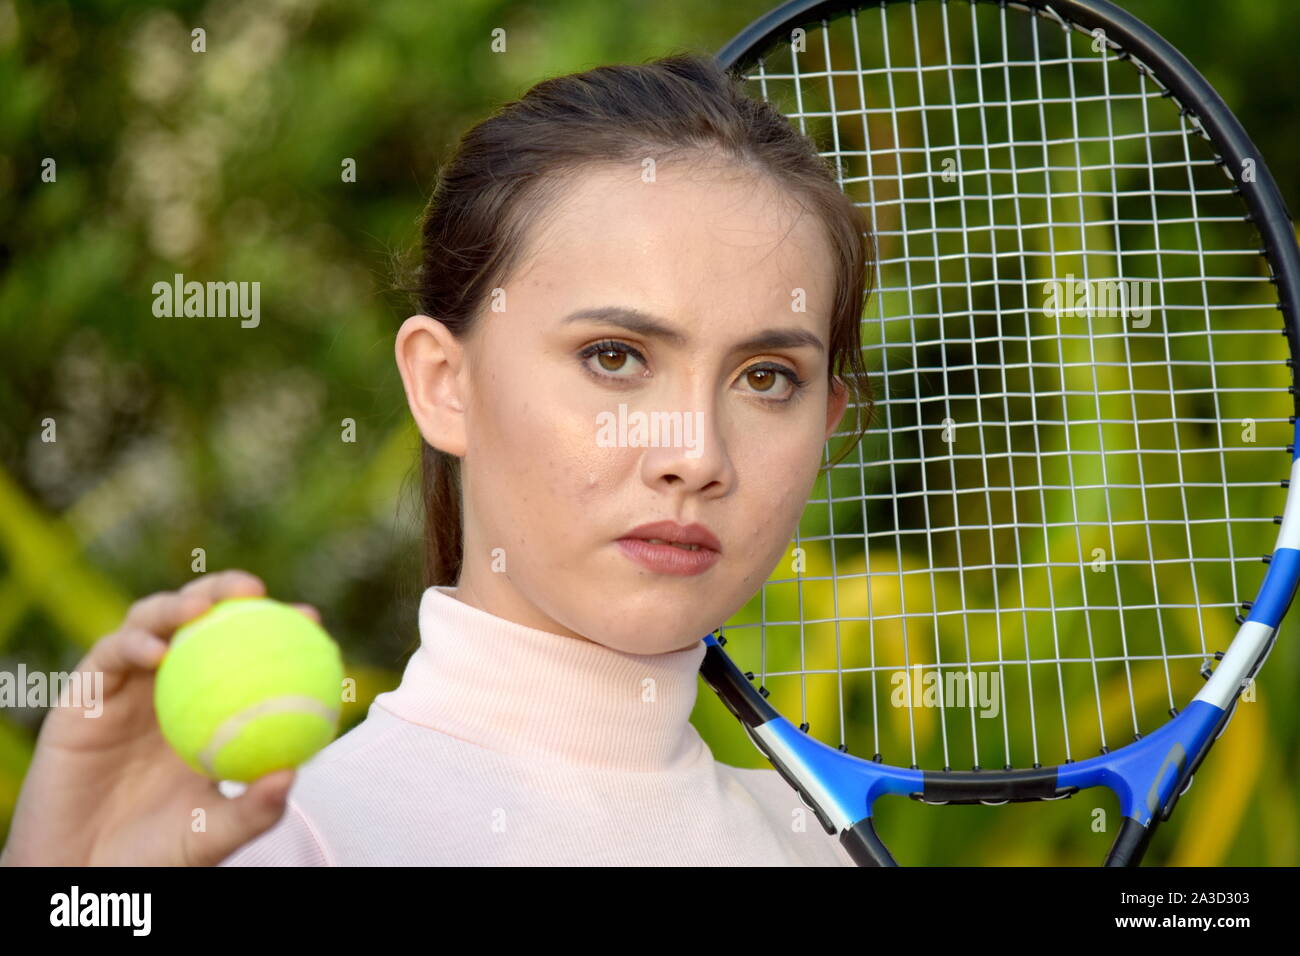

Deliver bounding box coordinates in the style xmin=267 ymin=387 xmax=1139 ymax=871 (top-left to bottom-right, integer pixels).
xmin=767 ymin=448 xmax=821 ymax=538
xmin=522 ymin=403 xmax=622 ymax=507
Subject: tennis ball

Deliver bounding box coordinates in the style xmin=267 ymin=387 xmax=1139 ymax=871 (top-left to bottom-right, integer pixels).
xmin=154 ymin=596 xmax=344 ymax=782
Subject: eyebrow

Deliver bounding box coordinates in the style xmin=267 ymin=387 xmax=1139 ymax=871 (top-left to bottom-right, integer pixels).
xmin=561 ymin=306 xmax=825 ymax=355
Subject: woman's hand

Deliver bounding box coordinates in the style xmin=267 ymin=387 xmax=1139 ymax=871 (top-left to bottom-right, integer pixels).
xmin=0 ymin=569 xmax=318 ymax=866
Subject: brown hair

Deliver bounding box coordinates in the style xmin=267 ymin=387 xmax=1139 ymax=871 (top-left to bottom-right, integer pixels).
xmin=410 ymin=53 xmax=874 ymax=589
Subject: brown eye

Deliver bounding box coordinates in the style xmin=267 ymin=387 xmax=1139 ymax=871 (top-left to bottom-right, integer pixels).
xmin=596 ymin=349 xmax=627 ymax=372
xmin=736 ymin=363 xmax=805 ymax=402
xmin=581 ymin=340 xmax=647 ymax=379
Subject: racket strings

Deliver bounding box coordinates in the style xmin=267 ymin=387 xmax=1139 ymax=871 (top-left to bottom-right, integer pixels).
xmin=719 ymin=0 xmax=1290 ymax=773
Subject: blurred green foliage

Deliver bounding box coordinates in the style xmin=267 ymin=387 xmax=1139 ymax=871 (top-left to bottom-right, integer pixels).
xmin=0 ymin=0 xmax=1296 ymax=864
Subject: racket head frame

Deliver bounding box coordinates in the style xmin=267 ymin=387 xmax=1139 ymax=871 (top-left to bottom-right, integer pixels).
xmin=703 ymin=0 xmax=1300 ymax=866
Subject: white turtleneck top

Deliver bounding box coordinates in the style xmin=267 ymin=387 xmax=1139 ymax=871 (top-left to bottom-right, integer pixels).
xmin=218 ymin=584 xmax=855 ymax=866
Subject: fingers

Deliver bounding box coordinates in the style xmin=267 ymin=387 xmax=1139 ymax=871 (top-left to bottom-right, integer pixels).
xmin=289 ymin=603 xmax=321 ymax=625
xmin=83 ymin=571 xmax=318 ymax=683
xmin=84 ymin=626 xmax=170 ymax=677
xmin=189 ymin=770 xmax=296 ymax=866
xmin=177 ymin=569 xmax=267 ymax=605
xmin=118 ymin=571 xmax=315 ymax=641
xmin=122 ymin=570 xmax=268 ymax=639
xmin=80 ymin=571 xmax=267 ymax=681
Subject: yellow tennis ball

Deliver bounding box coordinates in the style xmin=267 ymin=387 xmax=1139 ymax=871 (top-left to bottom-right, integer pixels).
xmin=154 ymin=596 xmax=344 ymax=782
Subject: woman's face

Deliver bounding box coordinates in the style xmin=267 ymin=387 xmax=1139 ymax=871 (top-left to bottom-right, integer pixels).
xmin=397 ymin=160 xmax=848 ymax=654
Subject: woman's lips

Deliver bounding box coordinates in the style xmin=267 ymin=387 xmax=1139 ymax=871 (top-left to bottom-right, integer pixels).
xmin=616 ymin=538 xmax=721 ymax=576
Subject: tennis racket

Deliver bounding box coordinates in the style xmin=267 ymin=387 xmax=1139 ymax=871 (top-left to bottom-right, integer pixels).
xmin=702 ymin=0 xmax=1300 ymax=866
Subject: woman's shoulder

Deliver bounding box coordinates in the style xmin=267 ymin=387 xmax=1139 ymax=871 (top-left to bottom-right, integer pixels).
xmin=217 ymin=703 xmax=438 ymax=866
xmin=219 ymin=708 xmax=858 ymax=866
xmin=218 ymin=700 xmax=539 ymax=865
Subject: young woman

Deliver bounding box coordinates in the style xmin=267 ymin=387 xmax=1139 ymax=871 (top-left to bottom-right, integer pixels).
xmin=0 ymin=53 xmax=873 ymax=866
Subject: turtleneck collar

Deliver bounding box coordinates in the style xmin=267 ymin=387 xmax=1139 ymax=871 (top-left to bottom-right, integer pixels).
xmin=373 ymin=585 xmax=709 ymax=772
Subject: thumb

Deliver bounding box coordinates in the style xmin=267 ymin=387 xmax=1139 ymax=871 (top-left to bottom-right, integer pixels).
xmin=188 ymin=770 xmax=296 ymax=866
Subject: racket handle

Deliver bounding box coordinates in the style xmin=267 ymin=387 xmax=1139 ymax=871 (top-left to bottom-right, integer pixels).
xmin=1104 ymin=816 xmax=1157 ymax=866
xmin=840 ymin=818 xmax=898 ymax=867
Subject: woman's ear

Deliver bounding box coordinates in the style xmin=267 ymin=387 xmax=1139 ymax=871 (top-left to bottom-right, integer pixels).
xmin=825 ymin=373 xmax=850 ymax=441
xmin=395 ymin=315 xmax=469 ymax=457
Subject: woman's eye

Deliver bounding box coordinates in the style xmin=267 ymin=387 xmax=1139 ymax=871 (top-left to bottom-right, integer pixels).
xmin=738 ymin=364 xmax=804 ymax=401
xmin=580 ymin=341 xmax=806 ymax=403
xmin=581 ymin=340 xmax=646 ymax=379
